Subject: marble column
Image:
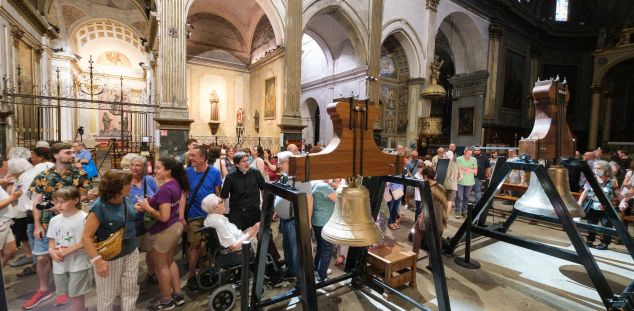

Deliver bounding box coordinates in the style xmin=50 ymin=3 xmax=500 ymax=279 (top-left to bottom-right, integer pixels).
xmin=588 ymin=85 xmax=602 ymax=149
xmin=484 ymin=23 xmax=502 ymax=121
xmin=278 ymin=0 xmax=304 ymax=139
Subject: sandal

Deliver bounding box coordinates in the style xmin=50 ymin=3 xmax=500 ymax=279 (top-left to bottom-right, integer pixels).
xmin=388 ymin=224 xmax=398 ymax=230
xmin=17 ymin=266 xmax=36 ymax=277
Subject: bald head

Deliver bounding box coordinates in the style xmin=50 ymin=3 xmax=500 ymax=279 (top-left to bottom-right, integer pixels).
xmin=583 ymin=152 xmax=595 ymax=161
xmin=287 ymin=144 xmax=299 ymax=155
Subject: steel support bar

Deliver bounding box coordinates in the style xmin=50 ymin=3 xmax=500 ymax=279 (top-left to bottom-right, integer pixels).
xmin=514 ymin=210 xmax=625 ymax=236
xmin=470 ymin=226 xmax=580 ymax=262
xmin=241 ymin=241 xmax=251 ymax=310
xmin=368 ymin=278 xmax=433 ymax=311
xmin=384 ymin=175 xmax=451 ymax=311
xmin=533 ymin=165 xmax=617 ymax=309
xmin=563 ymin=158 xmax=634 ymax=260
xmin=250 ymin=182 xmax=316 ymax=311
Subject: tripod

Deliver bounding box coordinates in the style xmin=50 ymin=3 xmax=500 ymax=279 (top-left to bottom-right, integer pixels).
xmin=74 ymin=126 xmax=85 ymax=142
xmin=98 ymin=138 xmax=118 ymax=172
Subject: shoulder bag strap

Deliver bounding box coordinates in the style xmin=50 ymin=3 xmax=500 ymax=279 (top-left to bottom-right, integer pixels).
xmin=143 ymin=177 xmax=148 ymax=198
xmin=122 ymin=200 xmax=129 ymax=239
xmin=186 ymin=166 xmax=211 ymax=217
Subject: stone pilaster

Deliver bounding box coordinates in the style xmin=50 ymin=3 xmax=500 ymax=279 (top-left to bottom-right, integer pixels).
xmin=278 ymin=0 xmax=304 ymax=140
xmin=601 ymin=85 xmax=614 ymax=145
xmin=449 ymin=70 xmax=489 ymax=146
xmin=367 ymin=0 xmax=383 ymax=105
xmin=484 ymin=23 xmax=502 ymax=120
xmin=588 ymin=85 xmax=602 ymax=149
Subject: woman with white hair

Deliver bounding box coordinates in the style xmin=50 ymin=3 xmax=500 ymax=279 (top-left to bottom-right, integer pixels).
xmin=7 ymin=158 xmax=33 ymax=268
xmin=127 ymin=155 xmax=159 ymax=284
xmin=578 ymin=160 xmax=617 ymax=250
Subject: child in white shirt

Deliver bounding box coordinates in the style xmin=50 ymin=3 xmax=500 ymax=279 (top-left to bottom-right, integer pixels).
xmin=202 ymin=194 xmax=259 ymax=250
xmin=46 ymin=187 xmax=92 ymax=311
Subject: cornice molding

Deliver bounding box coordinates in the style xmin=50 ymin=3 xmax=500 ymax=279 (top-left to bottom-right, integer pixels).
xmin=7 ymin=0 xmax=58 ymax=39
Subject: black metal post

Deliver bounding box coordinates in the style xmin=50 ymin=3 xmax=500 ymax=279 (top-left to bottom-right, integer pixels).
xmin=0 ymin=264 xmax=7 ymax=311
xmin=292 ymin=192 xmax=317 ymax=310
xmin=454 ymin=203 xmax=481 ymax=269
xmin=241 ymin=240 xmax=251 ymax=311
xmin=251 ymin=190 xmax=275 ymax=308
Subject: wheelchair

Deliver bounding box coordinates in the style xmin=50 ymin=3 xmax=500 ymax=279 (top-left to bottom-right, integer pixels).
xmin=196 ymin=226 xmax=282 ymax=311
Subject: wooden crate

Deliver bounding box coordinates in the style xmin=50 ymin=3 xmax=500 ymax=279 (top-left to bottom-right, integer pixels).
xmin=367 ymin=243 xmax=416 ymax=290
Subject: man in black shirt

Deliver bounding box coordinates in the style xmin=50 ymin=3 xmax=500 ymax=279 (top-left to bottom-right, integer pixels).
xmin=220 ymin=151 xmax=266 ymax=230
xmin=473 ymin=147 xmax=491 ymax=203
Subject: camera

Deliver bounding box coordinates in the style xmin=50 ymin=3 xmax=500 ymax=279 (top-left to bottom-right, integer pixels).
xmin=36 ymin=195 xmax=54 ymax=210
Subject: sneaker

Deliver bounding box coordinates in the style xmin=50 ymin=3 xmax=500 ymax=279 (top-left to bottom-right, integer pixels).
xmin=453 ymin=211 xmax=462 ymax=219
xmin=326 ymin=268 xmax=332 ymax=275
xmin=9 ymin=255 xmax=32 ymax=267
xmin=186 ymin=277 xmax=199 ymax=293
xmin=171 ymin=293 xmax=185 ymax=307
xmin=54 ymin=294 xmax=70 ymax=306
xmin=22 ymin=290 xmax=53 ymax=309
xmin=146 ymin=299 xmax=175 ymax=311
xmin=461 ymin=211 xmax=468 ymax=218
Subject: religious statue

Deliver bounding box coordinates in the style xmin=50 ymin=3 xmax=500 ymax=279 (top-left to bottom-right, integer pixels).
xmin=236 ymin=107 xmax=244 ymax=126
xmin=102 ymin=113 xmax=112 ymax=133
xmin=429 ymin=55 xmax=444 ymax=84
xmin=254 ymin=110 xmax=260 ymax=131
xmin=209 ymin=90 xmax=219 ymax=121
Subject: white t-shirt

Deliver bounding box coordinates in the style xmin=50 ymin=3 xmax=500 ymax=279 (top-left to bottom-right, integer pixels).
xmin=46 ymin=210 xmax=91 ymax=274
xmin=446 ymin=150 xmax=455 ymax=161
xmin=0 ymin=187 xmax=14 ymax=224
xmin=14 ymin=162 xmax=55 ymax=217
xmin=414 ymin=172 xmax=423 ymax=201
xmin=204 ymin=213 xmax=249 ymax=249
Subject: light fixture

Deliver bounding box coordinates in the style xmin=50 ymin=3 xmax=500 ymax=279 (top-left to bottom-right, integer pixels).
xmin=421 ymin=55 xmax=447 ymax=99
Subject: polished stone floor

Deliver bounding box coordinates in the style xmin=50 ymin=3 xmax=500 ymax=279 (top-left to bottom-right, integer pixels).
xmin=3 ymin=200 xmax=634 ymax=310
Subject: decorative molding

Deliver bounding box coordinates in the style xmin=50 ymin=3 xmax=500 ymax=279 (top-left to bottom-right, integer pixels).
xmin=33 ymin=47 xmax=44 ymax=59
xmin=448 ymin=70 xmax=489 ymax=97
xmin=247 ymin=47 xmax=285 ymax=71
xmin=301 ymin=66 xmax=369 ymax=92
xmin=426 ymin=0 xmax=440 ymax=12
xmin=168 ymin=26 xmax=178 ymax=38
xmin=8 ymin=0 xmax=58 ymax=39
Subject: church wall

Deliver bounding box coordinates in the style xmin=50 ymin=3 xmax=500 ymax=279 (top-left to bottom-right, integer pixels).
xmin=186 ymin=62 xmax=251 ymax=139
xmin=249 ymin=50 xmax=285 ymax=144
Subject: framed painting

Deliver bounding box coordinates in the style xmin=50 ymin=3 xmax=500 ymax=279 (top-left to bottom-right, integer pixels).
xmin=264 ymin=77 xmax=276 ymax=120
xmin=458 ymin=107 xmax=475 ymax=136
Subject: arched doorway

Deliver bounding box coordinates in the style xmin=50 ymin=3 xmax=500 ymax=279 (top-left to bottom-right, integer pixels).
xmin=599 ymin=58 xmax=634 ymax=145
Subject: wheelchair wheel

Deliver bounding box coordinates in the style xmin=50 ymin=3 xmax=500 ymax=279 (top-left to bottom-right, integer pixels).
xmin=208 ymin=285 xmax=236 ymax=311
xmin=197 ymin=267 xmax=221 ymax=291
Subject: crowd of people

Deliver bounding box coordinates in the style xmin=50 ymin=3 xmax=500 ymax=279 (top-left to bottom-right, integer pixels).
xmin=0 ymin=138 xmax=632 ymax=310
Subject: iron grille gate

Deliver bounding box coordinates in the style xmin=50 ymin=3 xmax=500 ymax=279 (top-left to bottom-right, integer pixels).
xmin=0 ymin=64 xmax=157 ymax=160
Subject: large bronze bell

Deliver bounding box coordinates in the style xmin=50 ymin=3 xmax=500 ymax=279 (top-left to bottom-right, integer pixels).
xmin=514 ymin=165 xmax=585 ymax=219
xmin=322 ymin=177 xmax=381 ymax=246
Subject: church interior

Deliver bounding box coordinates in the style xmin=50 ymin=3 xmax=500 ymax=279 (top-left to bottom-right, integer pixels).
xmin=2 ymin=0 xmax=634 ymax=310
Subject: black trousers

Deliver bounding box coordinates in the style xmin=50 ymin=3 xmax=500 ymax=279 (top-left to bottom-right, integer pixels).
xmin=586 ymin=208 xmax=612 ymax=245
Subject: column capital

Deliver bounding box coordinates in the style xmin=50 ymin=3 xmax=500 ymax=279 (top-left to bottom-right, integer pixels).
xmin=426 ymin=0 xmax=440 ymax=12
xmin=590 ymin=85 xmax=602 ymax=94
xmin=489 ymin=24 xmax=503 ymax=39
xmin=34 ymin=47 xmax=44 ymax=58
xmin=11 ymin=25 xmax=24 ymax=48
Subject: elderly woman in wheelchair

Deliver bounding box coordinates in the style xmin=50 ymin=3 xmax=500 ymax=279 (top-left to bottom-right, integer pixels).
xmin=196 ymin=194 xmax=280 ymax=311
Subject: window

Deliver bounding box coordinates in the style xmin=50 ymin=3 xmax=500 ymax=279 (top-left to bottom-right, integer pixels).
xmin=555 ymin=0 xmax=568 ymax=22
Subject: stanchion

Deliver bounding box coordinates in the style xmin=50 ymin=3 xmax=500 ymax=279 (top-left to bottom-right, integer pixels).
xmin=454 ymin=203 xmax=481 ymax=269
xmin=241 ymin=240 xmax=251 ymax=310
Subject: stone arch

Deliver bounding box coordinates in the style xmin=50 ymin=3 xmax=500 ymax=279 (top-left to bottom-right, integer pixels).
xmin=70 ymin=19 xmax=145 ymax=55
xmin=301 ymin=98 xmax=320 ymax=145
xmin=435 ymin=12 xmax=486 ymax=74
xmin=301 ymin=30 xmax=334 ymax=82
xmin=185 ymin=0 xmax=284 ymax=46
xmin=382 ymin=20 xmax=424 ymax=78
xmin=593 ymin=54 xmax=634 ymax=86
xmin=302 ymin=2 xmax=368 ymax=65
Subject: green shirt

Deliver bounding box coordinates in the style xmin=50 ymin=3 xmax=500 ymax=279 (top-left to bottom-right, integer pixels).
xmin=311 ymin=181 xmax=335 ymax=227
xmin=456 ymin=156 xmax=477 ymax=186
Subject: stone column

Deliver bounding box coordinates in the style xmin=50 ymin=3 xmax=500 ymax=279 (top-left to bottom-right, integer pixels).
xmin=601 ymin=90 xmax=613 ymax=145
xmin=422 ymin=0 xmax=440 ymax=119
xmin=278 ymin=0 xmax=304 ymax=144
xmin=367 ymin=0 xmax=383 ymax=104
xmin=408 ymin=78 xmax=425 ymax=142
xmin=484 ymin=23 xmax=502 ymax=121
xmin=154 ymin=0 xmax=192 ymax=158
xmin=588 ymin=85 xmax=602 ymax=149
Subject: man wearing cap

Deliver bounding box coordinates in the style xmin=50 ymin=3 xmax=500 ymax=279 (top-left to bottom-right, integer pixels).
xmin=473 ymin=147 xmax=491 ymax=203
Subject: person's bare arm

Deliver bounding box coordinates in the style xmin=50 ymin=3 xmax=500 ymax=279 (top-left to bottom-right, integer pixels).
xmin=82 ymin=212 xmax=109 ymax=278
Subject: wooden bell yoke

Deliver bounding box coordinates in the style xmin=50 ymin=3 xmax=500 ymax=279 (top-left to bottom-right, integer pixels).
xmin=289 ymin=99 xmax=402 ymax=181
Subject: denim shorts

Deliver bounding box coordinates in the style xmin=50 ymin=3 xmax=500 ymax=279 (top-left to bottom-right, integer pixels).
xmin=31 ymin=228 xmax=50 ymax=256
